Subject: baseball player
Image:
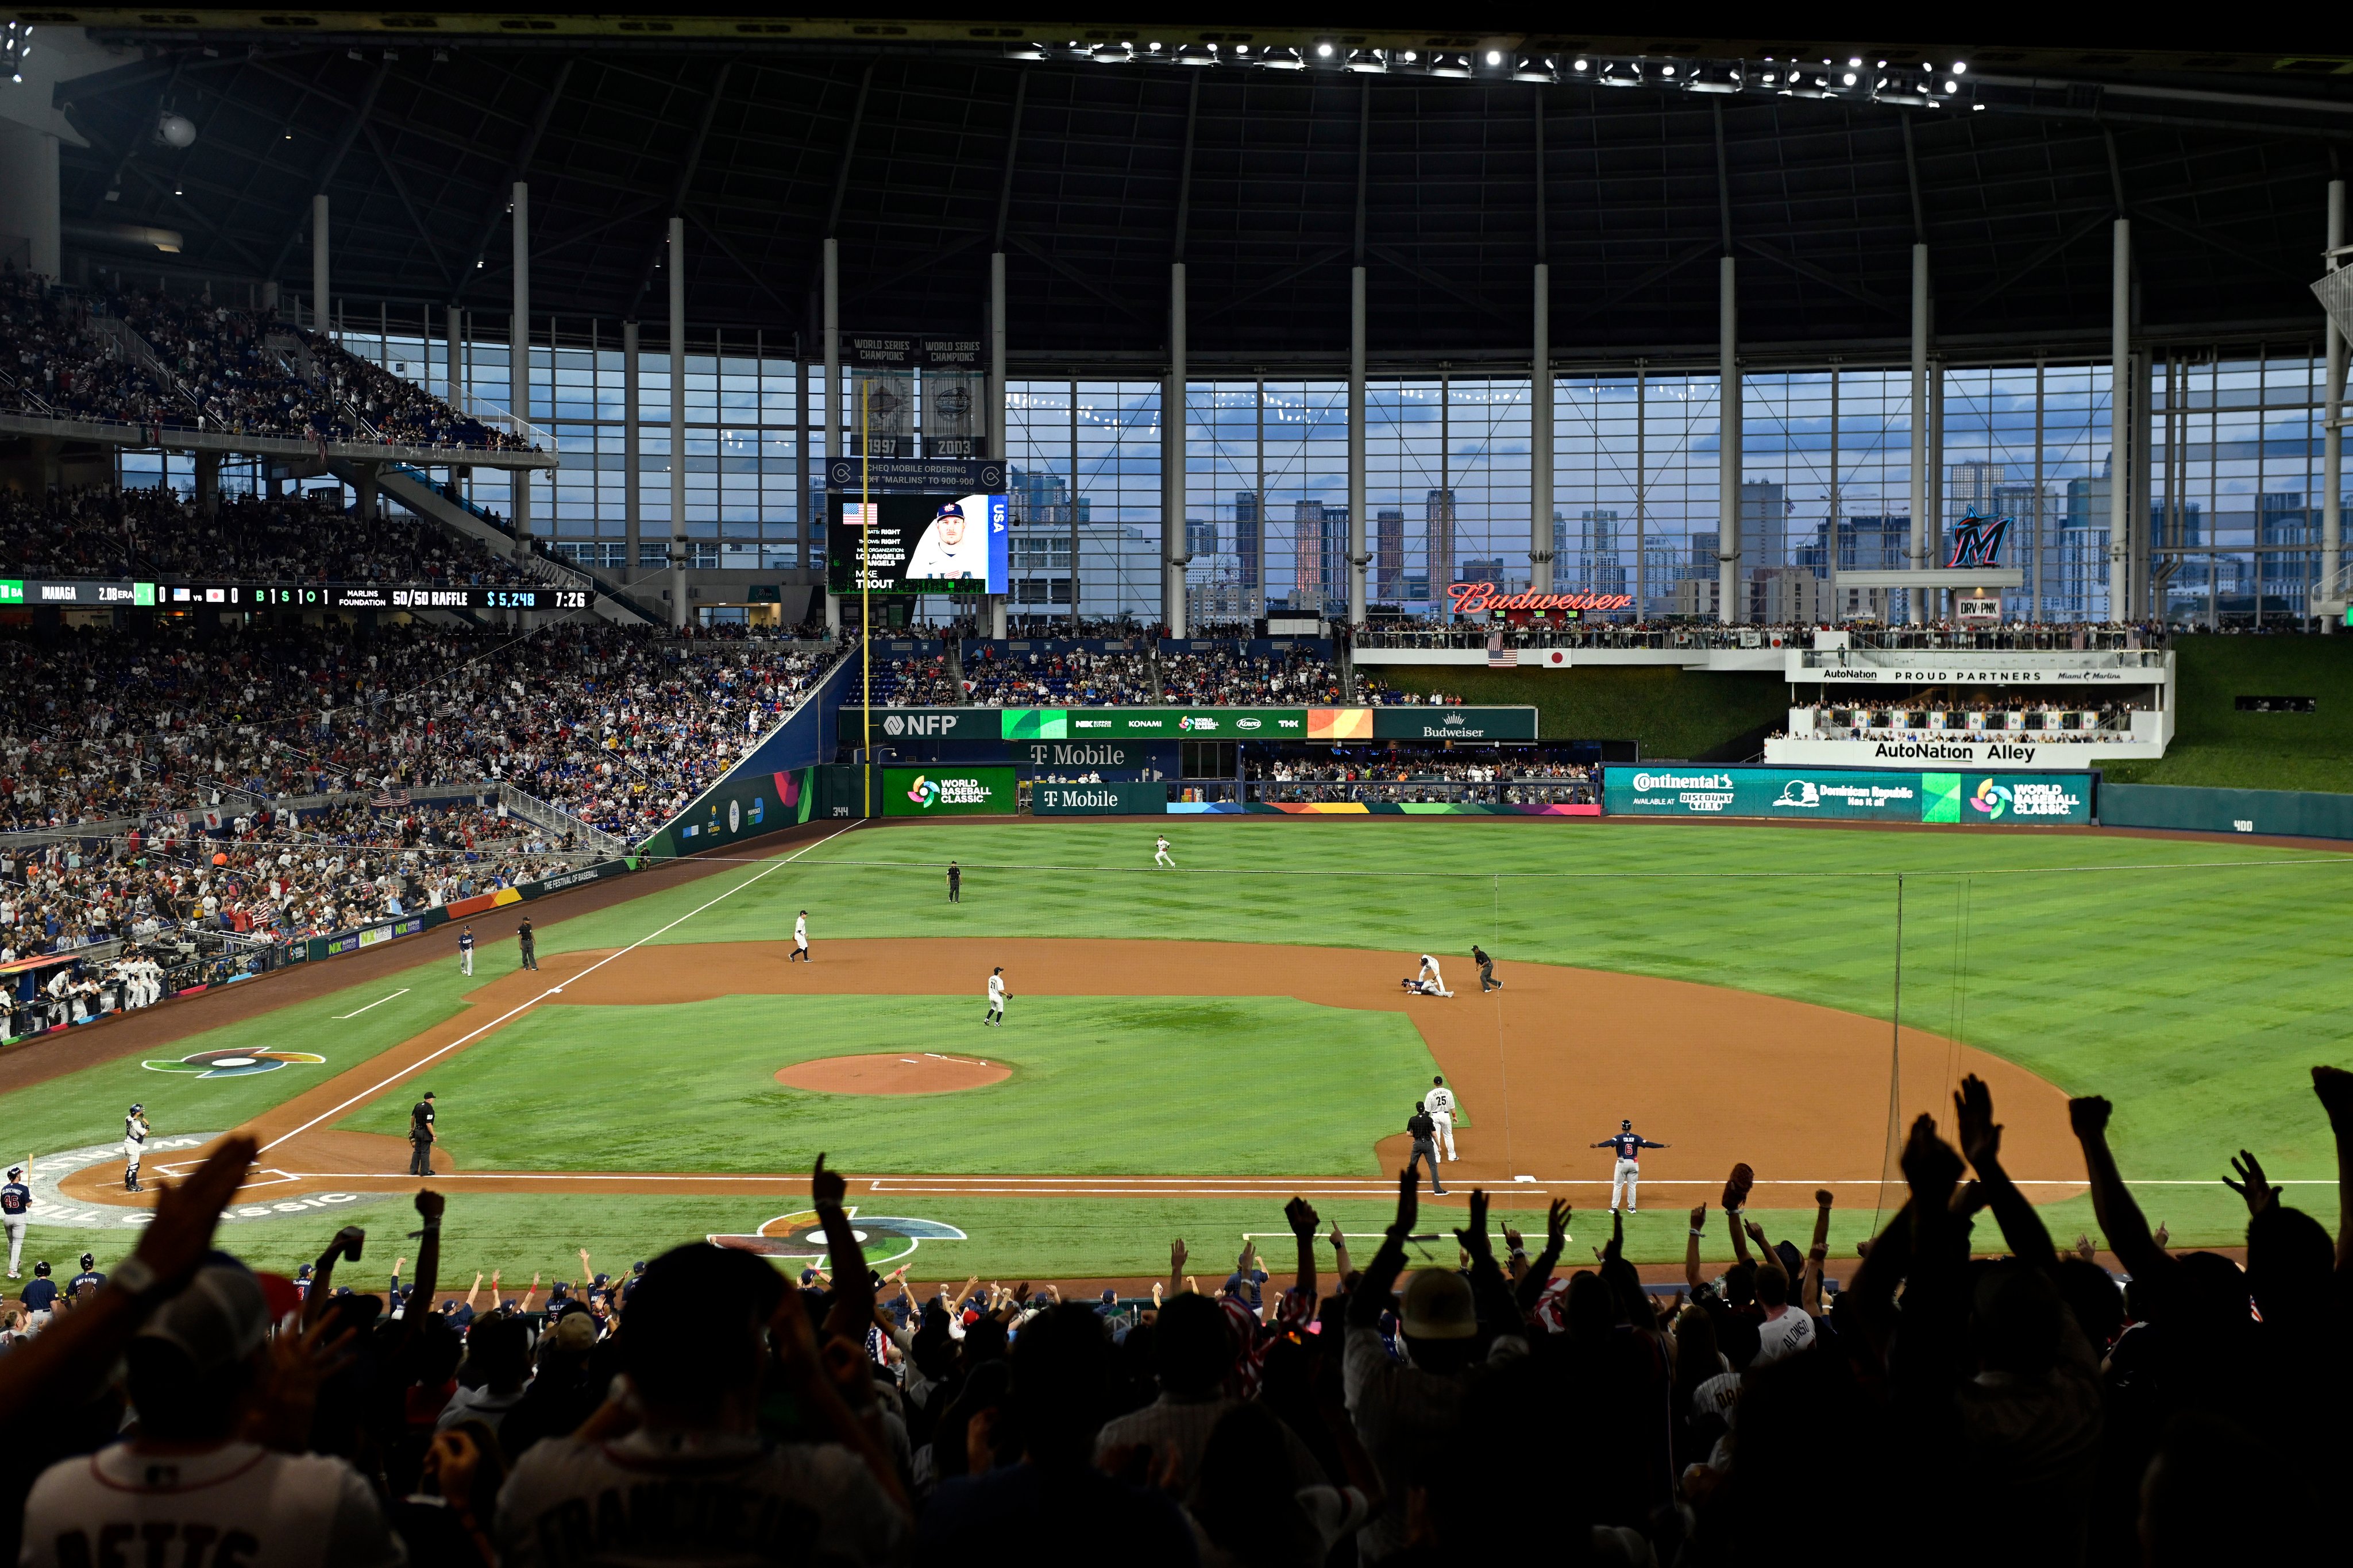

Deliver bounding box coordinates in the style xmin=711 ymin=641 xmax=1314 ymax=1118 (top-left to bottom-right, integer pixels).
xmin=984 ymin=966 xmax=1008 ymax=1026
xmin=1472 ymin=944 xmax=1500 ymax=992
xmin=1592 ymin=1119 xmax=1668 ymax=1212
xmin=458 ymin=922 xmax=476 ymax=976
xmin=1416 ymin=954 xmax=1453 ymax=998
xmin=1406 ymin=1102 xmax=1446 ymax=1195
xmin=68 ymin=1252 xmax=105 ymax=1296
xmin=1424 ymin=1075 xmax=1460 ymax=1162
xmin=122 ymin=1103 xmax=149 ymax=1193
xmin=1 ymin=1162 xmax=29 ymax=1277
xmin=791 ymin=909 xmax=811 ymax=961
xmin=947 ymin=862 xmax=962 ymax=903
xmin=1154 ymin=834 xmax=1175 ymax=868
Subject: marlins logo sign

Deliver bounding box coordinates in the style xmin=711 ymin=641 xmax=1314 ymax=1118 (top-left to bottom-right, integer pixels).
xmin=1944 ymin=509 xmax=2012 ymax=571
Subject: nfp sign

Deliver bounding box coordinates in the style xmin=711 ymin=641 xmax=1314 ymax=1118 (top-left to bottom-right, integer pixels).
xmin=840 ymin=709 xmax=992 ymax=743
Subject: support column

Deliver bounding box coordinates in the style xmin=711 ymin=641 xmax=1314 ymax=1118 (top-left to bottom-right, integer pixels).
xmin=2109 ymin=218 xmax=2131 ymax=625
xmin=668 ymin=216 xmax=688 ymax=629
xmin=1530 ymin=262 xmax=1553 ymax=595
xmin=1908 ymin=242 xmax=1930 ymax=624
xmin=824 ymin=237 xmax=842 ymax=635
xmin=1716 ymin=256 xmax=1740 ymax=624
xmin=1165 ymin=261 xmax=1188 ymax=636
xmin=355 ymin=464 xmax=379 ymax=522
xmin=509 ymin=183 xmax=531 ymax=558
xmin=311 ymin=195 xmax=330 ymax=344
xmin=989 ymin=249 xmax=1009 ymax=640
xmin=194 ymin=451 xmax=220 ymax=518
xmin=1347 ymin=264 xmax=1368 ymax=625
xmin=2324 ymin=180 xmax=2345 ymax=631
xmin=623 ymin=319 xmax=642 ymax=585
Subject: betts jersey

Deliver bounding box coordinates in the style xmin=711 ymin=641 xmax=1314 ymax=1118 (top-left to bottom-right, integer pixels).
xmin=20 ymin=1443 xmax=403 ymax=1568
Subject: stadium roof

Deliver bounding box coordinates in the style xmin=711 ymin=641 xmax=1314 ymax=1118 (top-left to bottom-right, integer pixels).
xmin=32 ymin=13 xmax=2353 ymax=365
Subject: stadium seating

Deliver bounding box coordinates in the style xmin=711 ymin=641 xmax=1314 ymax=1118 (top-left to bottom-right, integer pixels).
xmin=3 ymin=272 xmax=527 ymax=450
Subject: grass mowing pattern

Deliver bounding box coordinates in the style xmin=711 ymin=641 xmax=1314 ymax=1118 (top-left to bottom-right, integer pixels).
xmin=343 ymin=994 xmax=1440 ymax=1176
xmin=3 ymin=817 xmax=2342 ymax=1270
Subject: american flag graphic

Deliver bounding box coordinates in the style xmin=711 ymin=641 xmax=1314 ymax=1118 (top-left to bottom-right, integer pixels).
xmin=1486 ymin=633 xmax=1518 ymax=669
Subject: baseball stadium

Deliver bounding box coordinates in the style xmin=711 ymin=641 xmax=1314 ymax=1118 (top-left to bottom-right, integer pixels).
xmin=0 ymin=10 xmax=2344 ymax=1563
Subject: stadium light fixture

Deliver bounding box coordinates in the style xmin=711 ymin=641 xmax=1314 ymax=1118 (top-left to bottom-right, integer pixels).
xmin=1951 ymin=61 xmax=1967 ymax=73
xmin=1484 ymin=49 xmax=1502 ymax=65
xmin=1571 ymin=57 xmax=1588 ymax=71
xmin=1317 ymin=41 xmax=1334 ymax=57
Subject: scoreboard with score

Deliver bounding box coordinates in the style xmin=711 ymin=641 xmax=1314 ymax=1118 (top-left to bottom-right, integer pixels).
xmin=0 ymin=579 xmax=595 ymax=612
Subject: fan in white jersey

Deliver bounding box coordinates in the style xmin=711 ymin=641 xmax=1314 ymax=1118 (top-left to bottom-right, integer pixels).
xmin=19 ymin=1265 xmax=404 ymax=1568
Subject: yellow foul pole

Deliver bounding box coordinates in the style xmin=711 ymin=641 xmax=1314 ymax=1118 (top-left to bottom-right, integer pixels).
xmin=860 ymin=376 xmax=871 ymax=813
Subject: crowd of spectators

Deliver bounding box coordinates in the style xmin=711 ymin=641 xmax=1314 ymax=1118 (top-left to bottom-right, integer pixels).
xmin=0 ymin=271 xmax=166 ymax=425
xmin=1 ymin=268 xmax=529 ymax=451
xmin=0 ymin=488 xmax=539 ymax=586
xmin=856 ymin=644 xmax=1461 ymax=710
xmin=0 ymin=795 xmax=586 ymax=956
xmin=1360 ymin=617 xmax=2170 ymax=652
xmin=1251 ymin=750 xmax=1595 ymax=785
xmin=0 ymin=1064 xmax=2337 ymax=1562
xmin=0 ymin=623 xmax=836 ymax=841
xmin=1787 ymin=692 xmax=2150 ymax=744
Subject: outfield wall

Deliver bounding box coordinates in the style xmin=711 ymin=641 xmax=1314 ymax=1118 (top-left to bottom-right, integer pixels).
xmin=2099 ymin=783 xmax=2353 ymax=840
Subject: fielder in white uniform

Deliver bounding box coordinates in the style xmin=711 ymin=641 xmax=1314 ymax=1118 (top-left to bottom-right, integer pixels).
xmin=1424 ymin=1076 xmax=1460 ymax=1162
xmin=791 ymin=910 xmax=811 ymax=962
xmin=984 ymin=967 xmax=1008 ymax=1026
xmin=1416 ymin=955 xmax=1453 ymax=998
xmin=123 ymin=1104 xmax=149 ymax=1193
xmin=1154 ymin=835 xmax=1174 ymax=868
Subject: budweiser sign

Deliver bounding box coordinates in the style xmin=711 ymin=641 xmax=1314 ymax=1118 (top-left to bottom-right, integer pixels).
xmin=1446 ymin=582 xmax=1634 ymax=616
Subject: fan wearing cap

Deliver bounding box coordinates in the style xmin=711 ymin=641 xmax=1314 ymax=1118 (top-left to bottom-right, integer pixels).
xmin=1342 ymin=1168 xmax=1517 ymax=1564
xmin=1 ymin=1159 xmax=29 ymax=1278
xmin=905 ymin=499 xmax=987 ymax=582
xmin=19 ymin=1264 xmax=406 ymax=1568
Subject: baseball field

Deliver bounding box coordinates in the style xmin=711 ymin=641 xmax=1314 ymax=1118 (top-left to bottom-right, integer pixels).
xmin=6 ymin=816 xmax=2350 ymax=1287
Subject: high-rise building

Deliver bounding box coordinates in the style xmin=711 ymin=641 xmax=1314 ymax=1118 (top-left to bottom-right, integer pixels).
xmin=1290 ymin=500 xmax=1347 ymax=611
xmin=1581 ymin=508 xmax=1626 ymax=596
xmin=1425 ymin=489 xmax=1457 ymax=597
xmin=1949 ymin=459 xmax=2003 ymax=526
xmin=1185 ymin=518 xmax=1220 ymax=561
xmin=1233 ymin=491 xmax=1261 ymax=592
xmin=1739 ymin=480 xmax=1788 ymax=570
xmin=1375 ymin=509 xmax=1405 ymax=600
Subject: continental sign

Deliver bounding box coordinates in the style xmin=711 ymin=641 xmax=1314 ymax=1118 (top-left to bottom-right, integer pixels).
xmin=1602 ymin=766 xmax=2093 ymax=825
xmin=842 ymin=706 xmax=1538 ymax=743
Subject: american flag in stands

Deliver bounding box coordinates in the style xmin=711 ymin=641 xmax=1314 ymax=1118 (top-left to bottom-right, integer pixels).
xmin=371 ymin=784 xmax=410 ymax=808
xmin=1486 ymin=632 xmax=1518 ymax=669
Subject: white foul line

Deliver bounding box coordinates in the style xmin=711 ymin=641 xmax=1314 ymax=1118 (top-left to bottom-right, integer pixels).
xmin=331 ymin=988 xmax=411 ymax=1020
xmin=260 ymin=822 xmax=858 ymax=1156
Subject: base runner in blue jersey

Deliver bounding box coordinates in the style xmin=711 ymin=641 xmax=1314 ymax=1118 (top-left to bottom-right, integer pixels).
xmin=1593 ymin=1119 xmax=1668 ymax=1211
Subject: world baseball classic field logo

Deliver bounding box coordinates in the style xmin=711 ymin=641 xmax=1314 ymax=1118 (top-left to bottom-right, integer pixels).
xmin=709 ymin=1207 xmax=967 ymax=1269
xmin=142 ymin=1048 xmax=327 ymax=1079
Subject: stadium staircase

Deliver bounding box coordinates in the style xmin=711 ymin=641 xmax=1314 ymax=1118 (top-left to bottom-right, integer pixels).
xmin=351 ymin=463 xmax=659 ymax=627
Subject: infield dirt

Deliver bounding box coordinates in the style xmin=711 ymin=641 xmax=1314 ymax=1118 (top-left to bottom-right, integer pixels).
xmin=59 ymin=937 xmax=2080 ymax=1212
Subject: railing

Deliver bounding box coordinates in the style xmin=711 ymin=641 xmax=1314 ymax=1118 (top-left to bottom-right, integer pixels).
xmin=2311 ymin=557 xmax=2353 ymax=608
xmin=485 ymin=780 xmax=631 ymax=860
xmin=1252 ymin=779 xmax=1599 ymax=805
xmin=1355 ymin=624 xmax=2168 ymax=651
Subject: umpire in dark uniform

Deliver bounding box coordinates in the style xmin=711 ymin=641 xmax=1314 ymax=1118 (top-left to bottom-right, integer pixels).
xmin=517 ymin=917 xmax=538 ymax=971
xmin=408 ymin=1091 xmax=437 ymax=1177
xmin=1406 ymin=1101 xmax=1446 ymax=1195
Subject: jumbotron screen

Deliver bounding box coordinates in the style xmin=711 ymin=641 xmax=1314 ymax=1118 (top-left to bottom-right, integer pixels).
xmin=826 ymin=492 xmax=1008 ymax=594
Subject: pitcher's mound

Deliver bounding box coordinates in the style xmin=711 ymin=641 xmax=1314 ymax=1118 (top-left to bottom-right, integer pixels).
xmin=777 ymin=1053 xmax=1009 ymax=1095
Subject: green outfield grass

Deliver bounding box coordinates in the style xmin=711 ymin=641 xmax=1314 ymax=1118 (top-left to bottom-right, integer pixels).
xmin=3 ymin=817 xmax=2346 ymax=1273
xmin=341 ymin=994 xmax=1442 ymax=1175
